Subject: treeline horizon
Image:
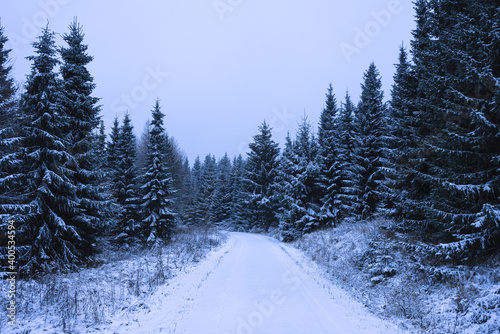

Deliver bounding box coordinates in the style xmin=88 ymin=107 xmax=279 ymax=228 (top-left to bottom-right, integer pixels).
xmin=1 ymin=0 xmax=499 ymax=277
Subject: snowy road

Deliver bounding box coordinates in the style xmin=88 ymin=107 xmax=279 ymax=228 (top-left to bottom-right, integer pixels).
xmin=105 ymin=232 xmax=403 ymax=334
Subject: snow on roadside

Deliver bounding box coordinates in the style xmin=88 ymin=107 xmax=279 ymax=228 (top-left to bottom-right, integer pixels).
xmin=0 ymin=228 xmax=228 ymax=334
xmin=291 ymin=220 xmax=500 ymax=334
xmin=95 ymin=234 xmax=236 ymax=333
xmin=271 ymin=236 xmax=408 ymax=334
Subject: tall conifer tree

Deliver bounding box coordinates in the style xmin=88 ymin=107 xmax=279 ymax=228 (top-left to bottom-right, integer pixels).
xmin=229 ymin=154 xmax=247 ymax=229
xmin=0 ymin=21 xmax=19 ymax=206
xmin=354 ymin=62 xmax=391 ymax=218
xmin=243 ymin=121 xmax=280 ymax=231
xmin=388 ymin=46 xmax=420 ymax=219
xmin=141 ymin=100 xmax=175 ymax=243
xmin=407 ymin=0 xmax=500 ymax=257
xmin=336 ymin=91 xmax=360 ymax=219
xmin=0 ymin=21 xmax=17 ymax=146
xmin=60 ymin=19 xmax=106 ymax=234
xmin=317 ymin=84 xmax=341 ymax=225
xmin=292 ymin=117 xmax=321 ymax=232
xmin=114 ymin=113 xmax=141 ymax=242
xmin=6 ymin=26 xmax=93 ymax=274
xmin=211 ymin=153 xmax=232 ymax=223
xmin=107 ymin=116 xmax=120 ymax=170
xmin=276 ymin=133 xmax=300 ymax=241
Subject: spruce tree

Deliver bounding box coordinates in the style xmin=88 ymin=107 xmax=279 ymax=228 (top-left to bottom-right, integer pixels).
xmin=318 ymin=83 xmax=337 ymax=150
xmin=390 ymin=46 xmax=416 ymax=144
xmin=107 ymin=116 xmax=121 ymax=170
xmin=400 ymin=0 xmax=440 ymax=234
xmin=60 ymin=19 xmax=100 ymax=144
xmin=243 ymin=121 xmax=280 ymax=231
xmin=0 ymin=21 xmax=19 ymax=205
xmin=5 ymin=26 xmax=93 ymax=275
xmin=229 ymin=154 xmax=247 ymax=229
xmin=103 ymin=116 xmax=121 ymax=226
xmin=354 ymin=62 xmax=390 ymax=218
xmin=317 ymin=84 xmax=342 ymax=226
xmin=176 ymin=157 xmax=193 ymax=224
xmin=189 ymin=155 xmax=204 ymax=224
xmin=199 ymin=154 xmax=218 ymax=224
xmin=136 ymin=120 xmax=151 ymax=176
xmin=95 ymin=120 xmax=107 ymax=167
xmin=114 ymin=113 xmax=141 ymax=242
xmin=389 ymin=46 xmax=419 ymax=219
xmin=407 ymin=0 xmax=500 ymax=258
xmin=141 ymin=100 xmax=175 ymax=243
xmin=0 ymin=21 xmax=19 ymax=272
xmin=60 ymin=19 xmax=106 ymax=234
xmin=188 ymin=154 xmax=217 ymax=225
xmin=0 ymin=21 xmax=17 ymax=144
xmin=275 ymin=133 xmax=301 ymax=241
xmin=211 ymin=153 xmax=232 ymax=223
xmin=292 ymin=117 xmax=321 ymax=232
xmin=336 ymin=91 xmax=361 ymax=220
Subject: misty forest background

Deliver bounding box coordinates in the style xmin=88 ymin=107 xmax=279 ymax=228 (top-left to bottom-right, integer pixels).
xmin=0 ymin=0 xmax=499 ymax=277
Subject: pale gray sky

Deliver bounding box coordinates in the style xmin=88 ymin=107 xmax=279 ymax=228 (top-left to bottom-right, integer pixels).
xmin=0 ymin=0 xmax=415 ymax=163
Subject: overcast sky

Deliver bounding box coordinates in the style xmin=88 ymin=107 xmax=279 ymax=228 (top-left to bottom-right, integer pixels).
xmin=1 ymin=0 xmax=415 ymax=163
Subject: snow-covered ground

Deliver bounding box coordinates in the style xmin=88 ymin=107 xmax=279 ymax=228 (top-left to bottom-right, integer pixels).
xmin=10 ymin=224 xmax=496 ymax=334
xmin=293 ymin=220 xmax=500 ymax=334
xmin=2 ymin=231 xmax=406 ymax=333
xmin=96 ymin=232 xmax=403 ymax=333
xmin=0 ymin=228 xmax=226 ymax=334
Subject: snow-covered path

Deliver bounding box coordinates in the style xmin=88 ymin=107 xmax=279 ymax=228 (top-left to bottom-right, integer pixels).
xmin=104 ymin=232 xmax=403 ymax=334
